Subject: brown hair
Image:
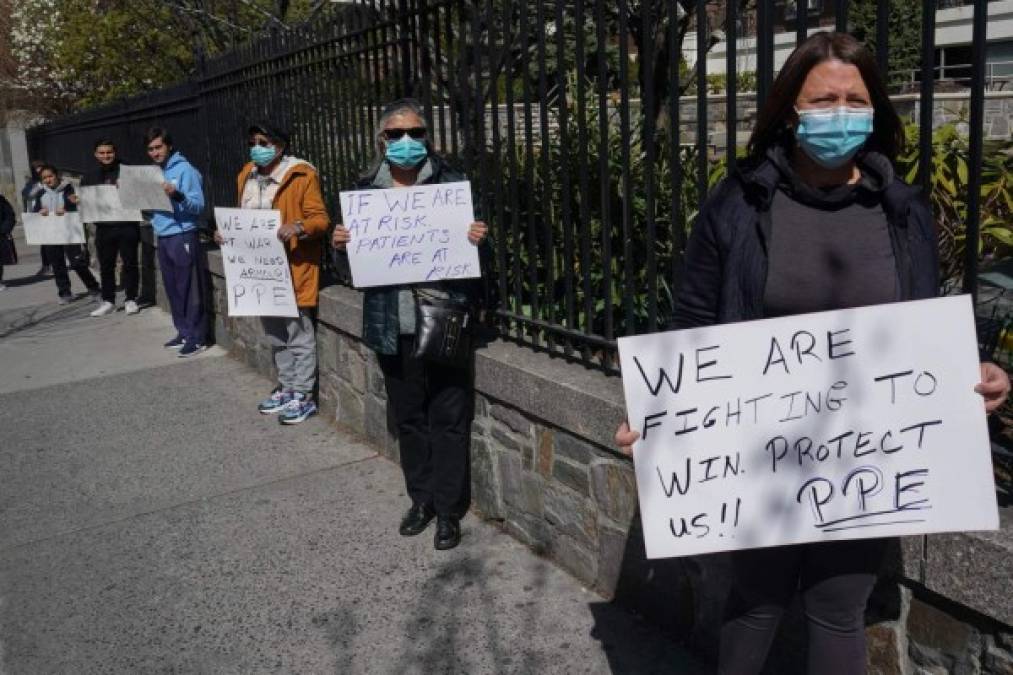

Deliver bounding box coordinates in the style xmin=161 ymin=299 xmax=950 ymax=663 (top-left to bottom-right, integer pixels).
xmin=747 ymin=32 xmax=903 ymax=161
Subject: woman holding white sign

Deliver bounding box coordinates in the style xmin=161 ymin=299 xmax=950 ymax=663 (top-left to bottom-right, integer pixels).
xmin=331 ymin=98 xmax=489 ymax=551
xmin=615 ymin=32 xmax=1010 ymax=674
xmin=30 ymin=164 xmax=100 ymax=305
xmin=214 ymin=122 xmax=329 ymax=425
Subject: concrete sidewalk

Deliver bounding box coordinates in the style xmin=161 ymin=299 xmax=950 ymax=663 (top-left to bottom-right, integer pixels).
xmin=0 ymin=229 xmax=703 ymax=674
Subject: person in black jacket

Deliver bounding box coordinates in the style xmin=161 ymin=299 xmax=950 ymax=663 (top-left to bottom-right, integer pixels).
xmin=31 ymin=164 xmax=100 ymax=304
xmin=615 ymin=32 xmax=1010 ymax=674
xmin=81 ymin=138 xmax=142 ymax=317
xmin=21 ymin=160 xmax=52 ymax=276
xmin=0 ymin=193 xmax=15 ymax=289
xmin=332 ymin=98 xmax=489 ymax=551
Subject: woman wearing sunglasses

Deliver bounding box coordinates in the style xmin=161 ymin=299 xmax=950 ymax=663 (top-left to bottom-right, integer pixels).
xmin=332 ymin=98 xmax=489 ymax=550
xmin=215 ymin=121 xmax=330 ymax=425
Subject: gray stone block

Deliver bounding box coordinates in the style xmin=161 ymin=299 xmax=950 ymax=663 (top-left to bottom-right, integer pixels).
xmin=490 ymin=425 xmax=525 ymax=454
xmin=554 ymin=431 xmax=595 ymax=466
xmin=364 ymin=395 xmax=396 ymax=461
xmin=590 ymin=460 xmax=638 ymax=527
xmin=595 ymin=524 xmax=629 ymax=596
xmin=923 ymin=526 xmax=1013 ymax=626
xmin=552 ymin=459 xmax=589 ymax=496
xmin=907 ymin=596 xmax=981 ymax=674
xmin=470 ymin=437 xmax=503 ymax=519
xmin=316 ymin=328 xmax=338 ymax=376
xmin=498 ymin=450 xmax=522 ymax=505
xmin=504 ymin=509 xmax=550 ymax=553
xmin=549 ymin=534 xmax=597 ymax=587
xmin=543 ymin=484 xmax=597 ymax=549
xmin=490 ymin=402 xmax=532 ymax=436
xmin=335 ymin=381 xmax=365 ymax=433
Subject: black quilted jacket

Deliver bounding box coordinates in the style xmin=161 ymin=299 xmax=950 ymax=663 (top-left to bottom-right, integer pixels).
xmin=670 ymin=146 xmax=939 ymax=330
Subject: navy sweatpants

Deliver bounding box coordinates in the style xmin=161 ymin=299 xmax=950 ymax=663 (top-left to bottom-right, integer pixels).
xmin=157 ymin=230 xmax=207 ymax=344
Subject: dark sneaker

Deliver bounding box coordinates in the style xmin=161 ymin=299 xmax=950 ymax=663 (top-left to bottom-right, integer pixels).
xmin=163 ymin=335 xmax=185 ymax=349
xmin=434 ymin=516 xmax=461 ymax=550
xmin=177 ymin=341 xmax=205 ymax=358
xmin=399 ymin=504 xmax=436 ymax=536
xmin=58 ymin=294 xmax=73 ymax=305
xmin=279 ymin=393 xmax=318 ymax=425
xmin=258 ymin=388 xmax=294 ymax=415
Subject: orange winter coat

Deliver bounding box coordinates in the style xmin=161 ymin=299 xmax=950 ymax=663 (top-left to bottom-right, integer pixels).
xmin=236 ymin=159 xmax=330 ymax=307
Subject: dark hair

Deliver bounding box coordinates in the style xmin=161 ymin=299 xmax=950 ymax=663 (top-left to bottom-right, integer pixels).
xmin=30 ymin=159 xmax=46 ymax=170
xmin=747 ymin=32 xmax=903 ymax=161
xmin=248 ymin=121 xmax=290 ymax=148
xmin=144 ymin=127 xmax=173 ymax=149
xmin=94 ymin=138 xmax=117 ymax=151
xmin=37 ymin=163 xmax=59 ymax=177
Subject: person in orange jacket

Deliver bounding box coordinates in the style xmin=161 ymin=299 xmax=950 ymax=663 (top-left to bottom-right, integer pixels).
xmin=216 ymin=122 xmax=330 ymax=424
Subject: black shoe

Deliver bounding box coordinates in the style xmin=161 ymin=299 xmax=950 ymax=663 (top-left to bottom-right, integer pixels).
xmin=434 ymin=515 xmax=461 ymax=550
xmin=399 ymin=503 xmax=435 ymax=536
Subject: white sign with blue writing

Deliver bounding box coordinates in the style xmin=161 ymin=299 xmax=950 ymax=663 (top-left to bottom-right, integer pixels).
xmin=214 ymin=207 xmax=298 ymax=318
xmin=339 ymin=181 xmax=481 ymax=288
xmin=618 ymin=296 xmax=998 ymax=558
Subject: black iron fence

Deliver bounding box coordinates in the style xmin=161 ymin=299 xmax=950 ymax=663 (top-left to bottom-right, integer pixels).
xmin=27 ymin=0 xmax=1000 ymax=370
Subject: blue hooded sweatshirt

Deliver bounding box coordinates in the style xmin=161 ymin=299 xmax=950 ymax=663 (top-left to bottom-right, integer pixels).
xmin=148 ymin=151 xmax=204 ymax=237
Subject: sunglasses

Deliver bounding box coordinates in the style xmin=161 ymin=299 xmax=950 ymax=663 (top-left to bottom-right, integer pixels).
xmin=382 ymin=127 xmax=427 ymax=141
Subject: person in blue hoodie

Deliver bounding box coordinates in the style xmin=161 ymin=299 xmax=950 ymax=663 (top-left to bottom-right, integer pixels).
xmin=143 ymin=127 xmax=207 ymax=357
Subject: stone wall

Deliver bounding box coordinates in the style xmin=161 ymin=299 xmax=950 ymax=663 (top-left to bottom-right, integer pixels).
xmin=156 ymin=246 xmax=1013 ymax=673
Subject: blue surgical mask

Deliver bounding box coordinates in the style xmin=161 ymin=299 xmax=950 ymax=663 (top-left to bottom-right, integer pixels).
xmin=250 ymin=144 xmax=278 ymax=167
xmin=794 ymin=106 xmax=874 ymax=169
xmin=385 ymin=135 xmax=428 ymax=169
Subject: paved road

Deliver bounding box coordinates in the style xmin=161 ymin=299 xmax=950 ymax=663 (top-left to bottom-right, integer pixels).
xmin=0 ymin=228 xmax=704 ymax=674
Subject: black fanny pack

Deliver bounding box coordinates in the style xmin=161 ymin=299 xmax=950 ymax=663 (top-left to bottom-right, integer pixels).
xmin=412 ymin=290 xmax=473 ymax=368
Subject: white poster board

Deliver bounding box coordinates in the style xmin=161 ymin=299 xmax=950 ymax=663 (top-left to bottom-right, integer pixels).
xmin=214 ymin=208 xmax=298 ymax=318
xmin=23 ymin=212 xmax=85 ymax=245
xmin=118 ymin=165 xmax=172 ymax=212
xmin=618 ymin=296 xmax=998 ymax=559
xmin=339 ymin=181 xmax=481 ymax=288
xmin=78 ymin=185 xmax=143 ymax=223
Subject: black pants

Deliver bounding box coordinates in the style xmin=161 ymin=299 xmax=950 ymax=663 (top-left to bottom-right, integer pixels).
xmin=718 ymin=539 xmax=886 ymax=675
xmin=44 ymin=244 xmax=98 ymax=298
xmin=378 ymin=336 xmax=473 ymax=517
xmin=95 ymin=223 xmax=140 ymax=302
xmin=138 ymin=226 xmax=157 ymax=305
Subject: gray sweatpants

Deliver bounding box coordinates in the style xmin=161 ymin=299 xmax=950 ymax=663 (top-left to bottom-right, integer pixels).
xmin=261 ymin=310 xmax=317 ymax=395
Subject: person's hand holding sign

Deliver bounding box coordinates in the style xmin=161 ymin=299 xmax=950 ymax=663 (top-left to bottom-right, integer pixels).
xmin=277 ymin=221 xmax=303 ymax=243
xmin=468 ymin=221 xmax=488 ymax=245
xmin=331 ymin=225 xmax=350 ymax=250
xmin=976 ymin=361 xmax=1010 ymax=413
xmin=615 ymin=420 xmax=639 ymax=458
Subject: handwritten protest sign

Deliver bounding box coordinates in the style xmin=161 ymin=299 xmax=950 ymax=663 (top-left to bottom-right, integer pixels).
xmin=618 ymin=296 xmax=998 ymax=559
xmin=214 ymin=208 xmax=298 ymax=318
xmin=23 ymin=212 xmax=85 ymax=245
xmin=78 ymin=185 xmax=143 ymax=223
xmin=118 ymin=165 xmax=172 ymax=211
xmin=339 ymin=181 xmax=480 ymax=287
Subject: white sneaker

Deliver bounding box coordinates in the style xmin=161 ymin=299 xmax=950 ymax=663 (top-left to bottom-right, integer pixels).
xmin=124 ymin=300 xmax=140 ymax=315
xmin=0 ymin=282 xmax=6 ymax=291
xmin=90 ymin=301 xmax=115 ymax=317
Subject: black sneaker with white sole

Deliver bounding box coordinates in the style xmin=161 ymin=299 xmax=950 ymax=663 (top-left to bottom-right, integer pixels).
xmin=177 ymin=341 xmax=206 ymax=358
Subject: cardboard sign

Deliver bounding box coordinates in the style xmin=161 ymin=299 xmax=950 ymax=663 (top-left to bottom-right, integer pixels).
xmin=118 ymin=165 xmax=172 ymax=212
xmin=78 ymin=185 xmax=143 ymax=223
xmin=214 ymin=208 xmax=298 ymax=318
xmin=618 ymin=296 xmax=998 ymax=559
xmin=23 ymin=212 xmax=85 ymax=245
xmin=339 ymin=181 xmax=481 ymax=288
